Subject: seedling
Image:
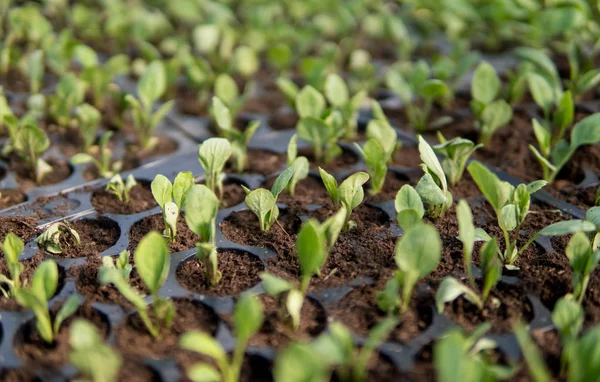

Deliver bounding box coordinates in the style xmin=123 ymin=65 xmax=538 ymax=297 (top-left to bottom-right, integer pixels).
xmin=385 ymin=60 xmax=451 ymax=132
xmin=366 ymin=101 xmax=400 ymax=163
xmin=433 ymin=133 xmax=482 ymax=187
xmin=125 ymin=61 xmax=175 ymax=150
xmin=69 ymin=319 xmax=122 ymax=382
xmin=286 ymin=134 xmax=309 ymax=196
xmin=105 ymin=174 xmax=137 ymax=203
xmin=311 ymin=318 xmax=398 ymax=382
xmin=100 ymin=231 xmax=175 ymax=338
xmin=376 ymin=223 xmax=441 ymax=314
xmin=530 ymin=112 xmax=600 ymax=183
xmin=319 ymin=169 xmax=369 ymax=231
xmin=0 ymin=233 xmax=25 ymax=297
xmin=35 ymin=221 xmax=81 ymax=254
xmin=180 ymin=293 xmax=264 ymax=382
xmin=470 ymin=62 xmax=513 ymax=145
xmin=260 ymin=212 xmax=344 ymax=329
xmin=212 ymin=73 xmax=247 ymax=119
xmin=415 ymin=135 xmax=453 ymax=219
xmin=75 ymin=103 xmax=101 ymax=153
xmin=71 ymin=131 xmax=122 ymax=179
xmin=323 ymin=73 xmax=367 ymax=139
xmin=242 ymin=165 xmax=296 ymax=232
xmin=513 ymin=321 xmax=552 ymax=382
xmin=16 ymin=260 xmax=81 ymax=343
xmin=101 ymin=250 xmax=132 ymax=280
xmin=151 ymin=172 xmax=194 ymax=242
xmin=394 ymin=185 xmax=425 ymax=231
xmin=183 ymin=185 xmax=220 ymax=286
xmin=210 ymin=97 xmax=259 ymax=173
xmin=564 ymin=232 xmax=600 ymax=303
xmin=274 ymin=342 xmax=330 ymax=382
xmin=49 ymin=73 xmax=87 ymax=128
xmin=27 ymin=49 xmax=44 ymax=94
xmin=13 ymin=123 xmax=52 ymax=184
xmin=197 ymin=137 xmax=232 ymax=200
xmin=354 ymin=139 xmax=388 ymax=195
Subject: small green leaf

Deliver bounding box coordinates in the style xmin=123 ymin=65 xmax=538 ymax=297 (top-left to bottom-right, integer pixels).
xmin=418 ymin=135 xmax=447 ymax=191
xmin=53 ymin=294 xmax=81 ymax=334
xmin=234 ymin=293 xmax=264 ymax=341
xmin=211 ymin=97 xmax=232 ymax=131
xmin=187 ymin=364 xmax=222 ymax=382
xmin=296 ymin=86 xmax=326 ymax=119
xmin=260 ymin=273 xmax=293 ymax=296
xmin=416 ymin=173 xmax=446 ymax=206
xmin=537 ymin=220 xmax=597 ymax=237
xmin=172 ymin=171 xmax=194 ymax=208
xmin=319 ymin=167 xmax=339 ymax=204
xmin=527 ymin=73 xmax=554 ymax=115
xmin=2 ymin=232 xmax=24 ymax=264
xmin=180 ymin=331 xmax=227 ymax=364
xmin=552 ymin=297 xmax=583 ymax=339
xmin=271 ymin=164 xmax=297 ymax=197
xmin=395 ymin=223 xmax=441 ymax=279
xmin=435 ymin=277 xmax=480 ymax=313
xmin=138 ymin=61 xmax=166 ymax=105
xmin=31 ymin=260 xmax=58 ymax=302
xmin=472 ymin=61 xmax=500 ymax=104
xmin=134 ymin=231 xmax=170 ymax=295
xmin=457 ymin=200 xmax=475 ymax=258
xmin=338 ymin=172 xmax=369 ymax=210
xmin=151 ymin=174 xmax=173 ymax=209
xmin=213 ymin=73 xmax=239 ymax=107
xmin=184 ymin=185 xmax=219 ymax=241
xmin=571 ymin=114 xmax=600 ymax=150
xmin=324 ymin=73 xmax=349 ymax=107
xmin=297 ymin=220 xmax=327 ymax=279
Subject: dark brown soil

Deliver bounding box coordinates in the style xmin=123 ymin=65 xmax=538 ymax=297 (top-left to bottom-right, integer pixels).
xmin=441 ymin=281 xmax=534 ymax=334
xmin=70 ymin=254 xmax=149 ymax=308
xmin=301 ymin=146 xmax=359 ymax=173
xmin=14 ymin=302 xmax=110 ymax=367
xmin=220 ymin=208 xmax=301 ymax=255
xmin=176 ymin=250 xmax=264 ymax=296
xmin=329 ymin=283 xmax=434 ymax=344
xmin=391 ymin=145 xmax=423 ymax=169
xmin=124 ymin=135 xmax=179 ymax=162
xmin=225 ymin=148 xmax=285 ymax=176
xmin=221 ymin=294 xmax=327 ymax=348
xmin=115 ymin=298 xmax=218 ymax=359
xmin=175 ymin=85 xmax=209 ymax=116
xmin=128 ymin=213 xmax=200 ymax=253
xmin=365 ymin=170 xmax=412 ymax=203
xmin=263 ymin=175 xmax=332 ymax=206
xmin=0 ymin=216 xmax=39 ymax=242
xmin=91 ymin=183 xmax=157 ymax=215
xmin=0 ymin=367 xmax=42 ymax=382
xmin=13 ymin=159 xmax=72 ymax=191
xmin=40 ymin=217 xmax=120 ymax=258
xmin=0 ymin=189 xmax=28 ymax=210
xmin=0 ymin=253 xmax=66 ymax=311
xmin=268 ymin=110 xmax=298 ymax=131
xmin=243 ymin=91 xmax=286 ymax=115
xmin=512 ymin=330 xmax=563 ymax=381
xmin=116 ymin=358 xmax=162 ymax=382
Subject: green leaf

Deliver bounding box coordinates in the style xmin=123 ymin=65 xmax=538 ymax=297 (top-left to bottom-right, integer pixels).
xmin=73 ymin=44 xmax=98 ymax=68
xmin=180 ymin=331 xmax=227 ymax=364
xmin=260 ymin=273 xmax=293 ymax=296
xmin=296 ymin=86 xmax=326 ymax=119
xmin=385 ymin=70 xmax=412 ymax=102
xmin=2 ymin=232 xmax=24 ymax=264
xmin=416 ymin=173 xmax=446 ymax=206
xmin=211 ymin=97 xmax=232 ymax=131
xmin=366 ymin=119 xmax=397 ymax=159
xmin=552 ymin=297 xmax=583 ymax=339
xmin=577 ymin=69 xmax=600 ymax=95
xmin=435 ymin=277 xmax=480 ymax=313
xmin=172 ymin=171 xmax=194 ymax=208
xmin=276 ymin=77 xmax=299 ymax=104
xmin=324 ymin=73 xmax=349 ymax=108
xmin=69 ymin=319 xmax=103 ymax=350
xmin=213 ymin=73 xmax=239 ymax=107
xmin=514 ymin=321 xmax=552 ymax=382
xmin=480 ymin=100 xmax=513 ymax=132
xmin=234 ymin=293 xmax=264 ymax=340
xmin=586 ymin=207 xmax=600 ymax=227
xmin=395 ymin=185 xmax=425 ymax=219
xmin=571 ymin=114 xmax=600 ymax=150
xmin=418 ymin=135 xmax=446 ymax=191
xmin=338 ymin=172 xmax=369 ymax=210
xmin=467 ymin=161 xmax=512 ymax=212
xmin=151 ymin=174 xmax=173 ymax=209
xmin=287 ymin=134 xmax=298 ymax=164
xmin=553 ymin=91 xmax=574 ymax=131
xmin=499 ymin=204 xmax=518 ymax=231
xmin=527 ymin=73 xmax=554 ymax=114
xmin=297 ymin=220 xmax=327 ymax=278
xmin=537 ymin=220 xmax=597 ymax=237
xmin=53 ymin=294 xmax=81 ymax=334
xmin=271 ymin=164 xmax=297 ymax=197
xmin=187 ymin=364 xmax=222 ymax=382
xmin=566 ymin=232 xmax=592 ymax=274
xmin=184 ymin=185 xmax=219 ymax=241
xmin=31 ymin=260 xmax=58 ymax=302
xmin=138 ymin=61 xmax=166 ymax=105
xmin=395 ymin=223 xmax=441 ymax=279
xmin=472 ymin=62 xmax=500 ymax=104
xmin=525 ymin=180 xmax=548 ymax=195
xmin=319 ymin=167 xmax=339 ymax=204
xmin=15 ymin=124 xmax=50 ymax=155
xmin=133 ymin=231 xmax=170 ymax=294
xmin=420 ymin=79 xmax=449 ymax=100
xmin=198 ymin=137 xmax=232 ymax=176
xmin=457 ymin=200 xmax=475 ymax=258
xmin=434 ymin=330 xmax=472 ymax=382
xmin=274 ymin=343 xmax=330 ymax=382
xmin=245 ymin=188 xmax=276 ymax=230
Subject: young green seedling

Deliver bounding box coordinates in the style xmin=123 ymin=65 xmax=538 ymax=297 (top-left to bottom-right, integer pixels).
xmin=286 ymin=134 xmax=309 ymax=196
xmin=311 ymin=318 xmax=398 ymax=382
xmin=212 ymin=73 xmax=248 ymax=119
xmin=242 ymin=165 xmax=296 ymax=231
xmin=76 ymin=103 xmax=101 ymax=153
xmin=433 ymin=133 xmax=482 ymax=187
xmin=0 ymin=233 xmax=25 ymax=297
xmin=151 ymin=172 xmax=194 ymax=242
xmin=180 ymin=293 xmax=264 ymax=382
xmin=323 ymin=73 xmax=367 ymax=139
xmin=125 ymin=61 xmax=175 ymax=150
xmin=394 ymin=185 xmax=425 ymax=232
xmin=564 ymin=232 xmax=600 ymax=303
xmin=513 ymin=321 xmax=553 ymax=382
xmin=210 ymin=97 xmax=259 ymax=173
xmin=354 ymin=139 xmax=389 ymax=195
xmin=101 ymin=250 xmax=132 ymax=280
xmin=376 ymin=223 xmax=441 ymax=314
xmin=415 ymin=135 xmax=453 ymax=218
xmin=35 ymin=221 xmax=81 ymax=254
xmin=105 ymin=174 xmax=137 ymax=203
xmin=319 ymin=169 xmax=369 ymax=231
xmin=13 ymin=123 xmax=52 ymax=184
xmin=274 ymin=342 xmax=331 ymax=382
xmin=366 ymin=100 xmax=400 ymax=163
xmin=71 ymin=131 xmax=122 ymax=179
xmin=69 ymin=319 xmax=122 ymax=382
xmin=16 ymin=260 xmax=81 ymax=343
xmin=184 ymin=185 xmax=221 ymax=286
xmin=470 ymin=62 xmax=513 ymax=145
xmin=197 ymin=137 xmax=232 ymax=200
xmin=49 ymin=73 xmax=87 ymax=128
xmin=385 ymin=60 xmax=452 ymax=132
xmin=260 ymin=212 xmax=344 ymax=329
xmin=100 ymin=231 xmax=174 ymax=337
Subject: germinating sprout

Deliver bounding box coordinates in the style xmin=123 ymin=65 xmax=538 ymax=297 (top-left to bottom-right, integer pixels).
xmin=415 ymin=135 xmax=453 ymax=219
xmin=151 ymin=172 xmax=194 ymax=242
xmin=69 ymin=319 xmax=122 ymax=382
xmin=0 ymin=232 xmax=25 ymax=297
xmin=286 ymin=134 xmax=309 ymax=196
xmin=210 ymin=96 xmax=259 ymax=173
xmin=101 ymin=250 xmax=132 ymax=281
xmin=242 ymin=165 xmax=296 ymax=232
xmin=180 ymin=293 xmax=263 ymax=382
xmin=35 ymin=221 xmax=80 ymax=254
xmin=323 ymin=73 xmax=367 ymax=139
xmin=71 ymin=131 xmax=122 ymax=179
xmin=105 ymin=174 xmax=137 ymax=203
xmin=11 ymin=122 xmax=52 ymax=184
xmin=319 ymin=169 xmax=369 ymax=231
xmin=100 ymin=231 xmax=174 ymax=338
xmin=16 ymin=260 xmax=81 ymax=343
xmin=433 ymin=133 xmax=482 ymax=187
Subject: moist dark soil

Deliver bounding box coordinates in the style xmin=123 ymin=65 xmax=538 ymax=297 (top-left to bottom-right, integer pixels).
xmin=128 ymin=213 xmax=200 ymax=253
xmin=222 ymin=294 xmax=327 ymax=348
xmin=220 ymin=208 xmax=301 ymax=255
xmin=124 ymin=135 xmax=179 ymax=162
xmin=0 ymin=253 xmax=66 ymax=311
xmin=70 ymin=254 xmax=149 ymax=308
xmin=115 ymin=298 xmax=218 ymax=360
xmin=329 ymin=282 xmax=434 ymax=344
xmin=13 ymin=158 xmax=72 ymax=191
xmin=365 ymin=170 xmax=412 ymax=203
xmin=225 ymin=148 xmax=285 ymax=176
xmin=175 ymin=86 xmax=209 ymax=116
xmin=243 ymin=91 xmax=287 ymax=115
xmin=300 ymin=146 xmax=359 ymax=173
xmin=13 ymin=302 xmax=110 ymax=367
xmin=441 ymin=281 xmax=534 ymax=334
xmin=6 ymin=194 xmax=77 ymax=221
xmin=263 ymin=174 xmax=332 ymax=207
xmin=176 ymin=250 xmax=264 ymax=296
xmin=0 ymin=216 xmax=39 ymax=242
xmin=114 ymin=358 xmax=162 ymax=382
xmin=383 ymin=104 xmax=460 ymax=133
xmin=268 ymin=109 xmax=298 ymax=131
xmin=91 ymin=182 xmax=156 ymax=215
xmin=41 ymin=217 xmax=120 ymax=258
xmin=0 ymin=188 xmax=27 ymax=209
xmin=390 ymin=145 xmax=423 ymax=169
xmin=0 ymin=367 xmax=42 ymax=382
